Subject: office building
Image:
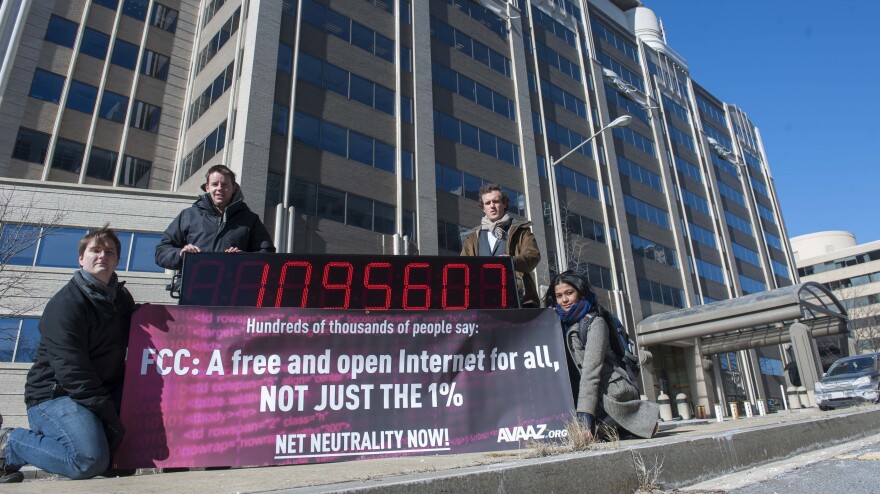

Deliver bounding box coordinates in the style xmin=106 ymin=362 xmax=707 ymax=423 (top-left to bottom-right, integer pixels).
xmin=792 ymin=231 xmax=880 ymax=355
xmin=0 ymin=0 xmax=798 ymax=420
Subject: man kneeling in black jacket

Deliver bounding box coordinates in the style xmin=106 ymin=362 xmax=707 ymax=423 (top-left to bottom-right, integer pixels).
xmin=1 ymin=226 xmax=136 ymax=482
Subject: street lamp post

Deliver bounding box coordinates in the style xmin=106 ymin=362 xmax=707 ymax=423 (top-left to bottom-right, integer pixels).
xmin=548 ymin=114 xmax=632 ymax=273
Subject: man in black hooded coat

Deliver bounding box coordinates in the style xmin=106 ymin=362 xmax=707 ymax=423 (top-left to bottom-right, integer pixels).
xmin=155 ymin=164 xmax=275 ymax=270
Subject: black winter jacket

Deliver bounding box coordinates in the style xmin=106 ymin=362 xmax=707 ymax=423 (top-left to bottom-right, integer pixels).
xmin=155 ymin=188 xmax=275 ymax=270
xmin=24 ymin=275 xmax=136 ymax=425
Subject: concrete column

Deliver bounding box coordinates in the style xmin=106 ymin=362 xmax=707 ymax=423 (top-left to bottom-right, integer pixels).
xmin=685 ymin=339 xmax=714 ymax=419
xmin=639 ymin=348 xmax=657 ymax=401
xmin=789 ymin=321 xmax=822 ymax=406
xmin=745 ymin=348 xmax=766 ymax=401
xmin=410 ymin=2 xmax=438 ymax=254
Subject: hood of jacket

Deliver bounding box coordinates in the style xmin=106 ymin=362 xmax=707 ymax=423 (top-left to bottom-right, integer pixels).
xmin=194 ymin=185 xmax=247 ymax=217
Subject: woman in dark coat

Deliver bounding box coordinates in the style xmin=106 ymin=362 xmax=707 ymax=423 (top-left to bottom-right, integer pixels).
xmin=545 ymin=271 xmax=659 ymax=439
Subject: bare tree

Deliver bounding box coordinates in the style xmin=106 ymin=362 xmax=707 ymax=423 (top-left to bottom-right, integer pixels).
xmin=836 ymin=285 xmax=880 ymax=354
xmin=0 ymin=188 xmax=67 ymax=354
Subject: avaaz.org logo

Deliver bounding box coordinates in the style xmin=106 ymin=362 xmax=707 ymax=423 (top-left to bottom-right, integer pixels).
xmin=496 ymin=424 xmax=568 ymax=442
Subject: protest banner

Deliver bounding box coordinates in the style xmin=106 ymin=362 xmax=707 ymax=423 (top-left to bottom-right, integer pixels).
xmin=113 ymin=306 xmax=573 ymax=468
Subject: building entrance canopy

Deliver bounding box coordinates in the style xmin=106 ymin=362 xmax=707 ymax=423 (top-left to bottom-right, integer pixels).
xmin=637 ymin=282 xmax=848 ymax=355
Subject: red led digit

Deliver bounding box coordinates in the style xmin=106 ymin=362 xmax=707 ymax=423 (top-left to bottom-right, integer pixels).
xmin=230 ymin=261 xmax=270 ymax=307
xmin=442 ymin=263 xmax=469 ymax=310
xmin=480 ymin=263 xmax=507 ymax=308
xmin=184 ymin=260 xmax=225 ymax=306
xmin=275 ymin=261 xmax=312 ymax=308
xmin=403 ymin=263 xmax=431 ymax=310
xmin=321 ymin=262 xmax=353 ymax=309
xmin=363 ymin=262 xmax=392 ymax=310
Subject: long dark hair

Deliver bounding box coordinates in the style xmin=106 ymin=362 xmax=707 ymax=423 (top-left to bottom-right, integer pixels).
xmin=544 ymin=270 xmax=593 ymax=307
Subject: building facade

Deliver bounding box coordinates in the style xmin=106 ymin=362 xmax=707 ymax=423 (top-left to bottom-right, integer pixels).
xmin=792 ymin=231 xmax=880 ymax=355
xmin=0 ymin=0 xmax=797 ymax=421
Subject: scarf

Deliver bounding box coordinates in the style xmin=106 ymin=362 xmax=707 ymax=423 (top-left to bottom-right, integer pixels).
xmin=480 ymin=213 xmax=512 ymax=240
xmin=73 ymin=269 xmax=119 ymax=313
xmin=554 ymin=291 xmax=596 ymax=327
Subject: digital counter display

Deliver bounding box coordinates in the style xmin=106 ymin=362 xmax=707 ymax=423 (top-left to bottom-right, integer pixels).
xmin=178 ymin=253 xmax=519 ymax=310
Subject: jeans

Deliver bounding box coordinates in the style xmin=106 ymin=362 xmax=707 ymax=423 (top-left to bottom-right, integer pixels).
xmin=5 ymin=396 xmax=109 ymax=480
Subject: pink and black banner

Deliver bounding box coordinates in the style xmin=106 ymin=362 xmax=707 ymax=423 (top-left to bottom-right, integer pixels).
xmin=114 ymin=306 xmax=574 ymax=468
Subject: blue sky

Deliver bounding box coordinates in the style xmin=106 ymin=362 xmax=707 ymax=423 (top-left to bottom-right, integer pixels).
xmin=646 ymin=1 xmax=880 ymax=243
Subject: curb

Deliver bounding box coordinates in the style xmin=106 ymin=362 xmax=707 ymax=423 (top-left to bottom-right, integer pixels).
xmin=276 ymin=407 xmax=880 ymax=494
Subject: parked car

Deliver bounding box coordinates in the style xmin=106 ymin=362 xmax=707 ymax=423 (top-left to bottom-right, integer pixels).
xmin=814 ymin=353 xmax=880 ymax=410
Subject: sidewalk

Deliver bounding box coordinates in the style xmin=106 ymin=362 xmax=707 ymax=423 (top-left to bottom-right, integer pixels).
xmin=9 ymin=405 xmax=880 ymax=493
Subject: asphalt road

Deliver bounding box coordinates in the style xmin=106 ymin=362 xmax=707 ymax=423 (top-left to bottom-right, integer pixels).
xmin=728 ymin=443 xmax=880 ymax=494
xmin=683 ymin=432 xmax=880 ymax=494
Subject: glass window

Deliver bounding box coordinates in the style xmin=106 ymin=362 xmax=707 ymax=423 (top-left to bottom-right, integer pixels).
xmin=130 ymin=100 xmax=161 ymax=132
xmin=120 ymin=155 xmax=151 ymax=188
xmin=475 ymin=84 xmax=492 ymax=109
xmin=98 ymin=91 xmax=129 ymax=123
xmin=322 ymin=63 xmax=348 ymax=96
xmin=472 ymin=40 xmax=490 ymax=66
xmin=291 ymin=180 xmax=317 ymax=215
xmin=94 ymin=0 xmax=119 ymax=10
xmin=324 ymin=10 xmax=351 ymax=41
xmin=455 ymin=30 xmax=472 ymax=57
xmin=16 ymin=318 xmax=39 ymax=362
xmin=0 ymin=224 xmax=40 ymax=266
xmin=478 ymin=130 xmax=496 ymax=157
xmin=86 ymin=147 xmax=117 ymax=181
xmin=272 ymin=103 xmax=289 ymax=136
xmin=373 ymin=202 xmax=394 ymax=234
xmin=66 ymin=81 xmax=98 ymax=114
xmin=115 ymin=231 xmax=132 ymax=270
xmin=301 ymin=0 xmax=325 ymax=27
xmin=129 ymin=233 xmax=163 ymax=272
xmin=12 ymin=128 xmax=50 ymax=164
xmin=140 ymin=50 xmax=170 ymax=80
xmin=51 ymin=138 xmax=85 ymax=173
xmin=293 ymin=112 xmax=320 ymax=147
xmin=316 ymin=186 xmax=345 ymax=222
xmin=45 ymin=16 xmax=78 ymax=48
xmin=436 ymin=164 xmax=461 ymax=195
xmin=349 ymin=74 xmax=373 ymax=107
xmin=297 ymin=53 xmax=322 ymax=86
xmin=458 ymin=173 xmax=477 ymax=200
xmin=375 ymin=34 xmax=393 ymax=62
xmin=460 ymin=121 xmax=479 ymax=150
xmin=111 ymin=38 xmax=139 ymax=70
xmin=150 ymin=3 xmax=178 ymax=33
xmin=0 ymin=319 xmax=17 ymax=362
xmin=278 ymin=42 xmax=294 ymax=74
xmin=497 ymin=139 xmax=514 ymax=164
xmin=123 ymin=0 xmax=150 ymax=21
xmin=401 ymin=150 xmax=414 ymax=179
xmin=350 ymin=22 xmax=373 ymax=52
xmin=374 ymin=140 xmax=394 ymax=172
xmin=348 ymin=131 xmax=373 ymax=166
xmin=439 ymin=113 xmax=459 ymax=142
xmin=29 ymin=69 xmax=65 ymax=104
xmin=374 ymin=84 xmax=394 ymax=114
xmin=35 ymin=227 xmax=87 ymax=268
xmin=81 ymin=28 xmax=110 ymax=60
xmin=458 ymin=76 xmax=476 ymax=100
xmin=320 ymin=121 xmax=347 ymax=157
xmin=346 ymin=194 xmax=373 ymax=230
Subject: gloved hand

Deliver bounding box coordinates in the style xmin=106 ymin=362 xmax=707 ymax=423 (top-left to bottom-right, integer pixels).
xmin=576 ymin=412 xmax=595 ymax=433
xmin=104 ymin=418 xmax=126 ymax=456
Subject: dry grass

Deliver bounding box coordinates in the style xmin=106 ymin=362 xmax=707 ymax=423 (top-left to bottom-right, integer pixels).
xmin=523 ymin=414 xmax=621 ymax=458
xmin=632 ymin=451 xmax=664 ymax=493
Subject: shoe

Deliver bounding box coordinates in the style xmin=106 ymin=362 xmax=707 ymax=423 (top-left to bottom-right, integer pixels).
xmin=0 ymin=471 xmax=23 ymax=483
xmin=1 ymin=426 xmax=23 ymax=483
